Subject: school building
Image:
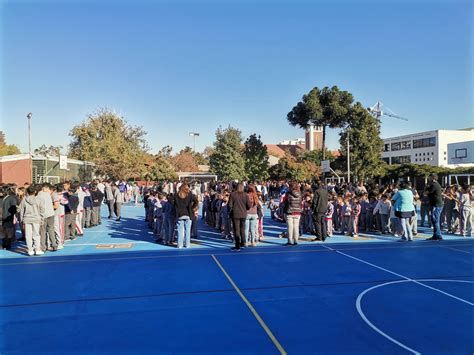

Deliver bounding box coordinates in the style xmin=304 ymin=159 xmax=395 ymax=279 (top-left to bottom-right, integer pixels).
xmin=381 ymin=128 xmax=474 ymax=168
xmin=0 ymin=154 xmax=96 ymax=185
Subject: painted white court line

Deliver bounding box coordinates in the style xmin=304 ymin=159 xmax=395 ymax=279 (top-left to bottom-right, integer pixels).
xmin=332 ymin=249 xmax=474 ymax=306
xmin=356 ymin=279 xmax=473 ymax=355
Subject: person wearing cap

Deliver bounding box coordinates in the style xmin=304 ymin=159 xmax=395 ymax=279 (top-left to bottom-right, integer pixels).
xmin=424 ymin=173 xmax=444 ymax=241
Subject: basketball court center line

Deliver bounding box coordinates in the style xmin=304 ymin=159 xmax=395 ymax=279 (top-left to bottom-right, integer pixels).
xmin=324 ymin=246 xmax=474 ymax=306
xmin=2 ymin=242 xmax=473 ymax=266
xmin=211 ymin=254 xmax=287 ymax=355
xmin=440 ymin=246 xmax=473 ymax=255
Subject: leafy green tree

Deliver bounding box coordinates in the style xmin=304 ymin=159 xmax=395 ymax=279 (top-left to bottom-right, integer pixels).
xmin=287 ymin=86 xmax=353 ymax=159
xmin=143 ymin=154 xmax=177 ymax=181
xmin=182 ymin=146 xmax=208 ymax=165
xmin=0 ymin=131 xmax=21 ymax=156
xmin=339 ymin=103 xmax=384 ymax=180
xmin=209 ymin=126 xmax=246 ymax=181
xmin=69 ymin=108 xmax=149 ymax=180
xmin=244 ymin=134 xmax=269 ymax=181
xmin=269 ymin=154 xmax=319 ymax=181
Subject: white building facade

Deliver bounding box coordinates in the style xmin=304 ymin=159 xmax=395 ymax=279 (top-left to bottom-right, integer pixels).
xmin=382 ymin=128 xmax=474 ymax=168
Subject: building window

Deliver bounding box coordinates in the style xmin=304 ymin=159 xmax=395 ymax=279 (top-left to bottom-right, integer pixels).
xmin=391 ymin=140 xmax=411 ymax=151
xmin=382 ymin=157 xmax=390 ymax=164
xmin=413 ymin=137 xmax=436 ymax=149
xmin=384 ymin=144 xmax=390 ymax=152
xmin=455 ymin=148 xmax=468 ymax=159
xmin=391 ymin=155 xmax=411 ymax=164
xmin=431 ymin=152 xmax=434 ymax=155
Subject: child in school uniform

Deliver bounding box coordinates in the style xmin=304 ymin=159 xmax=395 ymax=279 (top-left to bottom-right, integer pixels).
xmin=349 ymin=196 xmax=361 ymax=238
xmin=341 ymin=198 xmax=352 ymax=235
xmin=153 ymin=193 xmax=164 ymax=242
xmin=326 ymin=197 xmax=335 ymax=237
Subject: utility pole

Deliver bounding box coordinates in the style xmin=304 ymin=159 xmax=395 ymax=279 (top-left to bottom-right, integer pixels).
xmin=347 ymin=131 xmax=350 ymax=183
xmin=27 ymin=113 xmax=33 ymax=183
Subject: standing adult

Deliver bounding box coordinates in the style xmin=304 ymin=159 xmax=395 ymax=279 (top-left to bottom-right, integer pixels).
xmin=90 ymin=184 xmax=104 ymax=227
xmin=170 ymin=183 xmax=198 ymax=249
xmin=228 ymin=183 xmax=252 ymax=251
xmin=284 ymin=182 xmax=303 ymax=246
xmin=113 ymin=184 xmax=124 ymax=221
xmin=2 ymin=186 xmax=18 ymax=250
xmin=425 ymin=173 xmax=444 ymax=241
xmin=132 ymin=183 xmax=140 ymax=206
xmin=392 ymin=182 xmax=416 ymax=241
xmin=311 ymin=180 xmax=328 ymax=242
xmin=37 ymin=183 xmax=57 ymax=251
xmin=19 ymin=186 xmax=44 ymax=256
xmin=104 ymin=180 xmax=115 ymax=219
xmin=244 ymin=185 xmax=259 ymax=247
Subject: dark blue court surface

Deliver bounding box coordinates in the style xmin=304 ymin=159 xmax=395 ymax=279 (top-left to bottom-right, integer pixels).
xmin=1 ymin=204 xmax=473 ymax=354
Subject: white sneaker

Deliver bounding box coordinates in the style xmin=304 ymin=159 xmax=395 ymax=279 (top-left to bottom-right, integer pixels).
xmin=35 ymin=250 xmax=44 ymax=256
xmin=27 ymin=250 xmax=34 ymax=256
xmin=57 ymin=244 xmax=64 ymax=250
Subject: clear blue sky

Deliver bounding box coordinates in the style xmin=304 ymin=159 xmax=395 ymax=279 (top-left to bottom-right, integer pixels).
xmin=1 ymin=0 xmax=472 ymax=155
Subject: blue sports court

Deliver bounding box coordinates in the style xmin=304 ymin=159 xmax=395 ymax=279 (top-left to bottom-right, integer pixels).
xmin=1 ymin=204 xmax=472 ymax=354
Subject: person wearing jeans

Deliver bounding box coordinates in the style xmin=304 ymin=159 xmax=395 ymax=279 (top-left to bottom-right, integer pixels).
xmin=170 ymin=183 xmax=198 ymax=249
xmin=245 ymin=214 xmax=258 ymax=246
xmin=176 ymin=217 xmax=192 ymax=248
xmin=392 ymin=182 xmax=415 ymax=242
xmin=244 ymin=185 xmax=260 ymax=247
xmin=283 ymin=182 xmax=302 ymax=245
xmin=425 ymin=173 xmax=444 ymax=241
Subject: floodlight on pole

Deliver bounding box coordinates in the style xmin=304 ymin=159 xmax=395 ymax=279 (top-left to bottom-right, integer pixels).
xmin=27 ymin=112 xmax=33 ymax=183
xmin=189 ymin=132 xmax=200 ymax=152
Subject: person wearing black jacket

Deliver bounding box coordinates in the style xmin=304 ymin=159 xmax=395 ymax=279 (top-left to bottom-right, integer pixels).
xmin=228 ymin=183 xmax=252 ymax=251
xmin=89 ymin=184 xmax=104 ymax=227
xmin=425 ymin=173 xmax=444 ymax=241
xmin=311 ymin=180 xmax=329 ymax=242
xmin=64 ymin=185 xmax=80 ymax=241
xmin=170 ymin=183 xmax=198 ymax=249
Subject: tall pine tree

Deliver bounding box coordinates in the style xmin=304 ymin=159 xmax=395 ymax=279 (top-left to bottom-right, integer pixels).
xmin=339 ymin=103 xmax=384 ymax=180
xmin=209 ymin=126 xmax=246 ymax=181
xmin=244 ymin=134 xmax=269 ymax=182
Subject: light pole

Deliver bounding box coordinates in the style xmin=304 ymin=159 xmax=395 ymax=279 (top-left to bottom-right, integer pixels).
xmin=347 ymin=130 xmax=350 ymax=183
xmin=27 ymin=113 xmax=33 ymax=183
xmin=189 ymin=132 xmax=200 ymax=152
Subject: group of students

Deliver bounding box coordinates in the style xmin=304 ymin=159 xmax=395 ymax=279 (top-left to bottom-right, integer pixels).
xmin=275 ymin=173 xmax=473 ymax=243
xmin=0 ymin=179 xmax=140 ymax=256
xmin=143 ymin=175 xmax=473 ymax=251
xmin=144 ymin=183 xmax=199 ymax=248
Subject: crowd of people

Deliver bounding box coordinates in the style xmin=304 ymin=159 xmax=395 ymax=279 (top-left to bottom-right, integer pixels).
xmin=0 ymin=180 xmax=141 ymax=255
xmin=142 ymin=174 xmax=473 ymax=251
xmin=2 ymin=174 xmax=473 ymax=255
